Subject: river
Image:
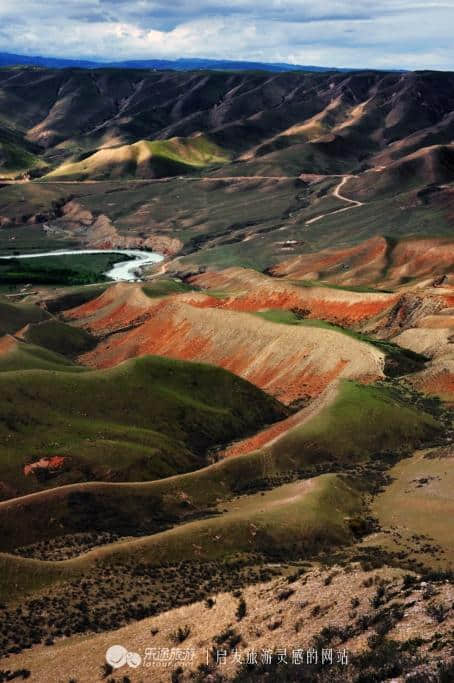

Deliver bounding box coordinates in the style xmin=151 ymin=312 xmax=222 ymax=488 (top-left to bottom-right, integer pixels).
xmin=0 ymin=249 xmax=164 ymax=282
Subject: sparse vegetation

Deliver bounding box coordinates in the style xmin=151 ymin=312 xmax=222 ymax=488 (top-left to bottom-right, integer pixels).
xmin=235 ymin=597 xmax=247 ymax=621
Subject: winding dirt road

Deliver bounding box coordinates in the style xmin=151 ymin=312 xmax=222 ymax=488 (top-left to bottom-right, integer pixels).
xmin=305 ymin=174 xmax=364 ymax=225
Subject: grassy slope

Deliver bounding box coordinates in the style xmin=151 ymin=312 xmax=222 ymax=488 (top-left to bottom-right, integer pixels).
xmin=0 ymin=126 xmax=47 ymax=177
xmin=0 ymin=142 xmax=41 ymax=177
xmin=268 ymin=381 xmax=439 ymax=466
xmin=369 ymin=449 xmax=454 ymax=567
xmin=175 ymin=188 xmax=453 ymax=272
xmin=0 ymin=182 xmax=67 ymax=220
xmin=22 ymin=320 xmax=97 ymax=357
xmin=0 ymin=354 xmax=287 ymax=495
xmin=0 ymin=298 xmax=50 ymax=335
xmin=0 ymin=342 xmax=84 ymax=373
xmin=0 ymin=380 xmax=440 ymax=551
xmin=0 ymin=554 xmax=70 ymax=601
xmin=44 ymin=284 xmax=109 ymax=314
xmin=142 ymin=279 xmax=197 ymax=297
xmin=0 ymin=473 xmax=361 ymax=600
xmin=45 ymin=135 xmax=230 ymax=180
xmin=3 ymin=175 xmax=449 ymax=277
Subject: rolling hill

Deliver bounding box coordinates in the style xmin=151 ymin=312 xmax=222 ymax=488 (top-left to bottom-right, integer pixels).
xmin=0 ymin=353 xmax=287 ymax=498
xmin=0 ymin=298 xmax=50 ymax=335
xmin=45 ymin=135 xmax=230 ymax=180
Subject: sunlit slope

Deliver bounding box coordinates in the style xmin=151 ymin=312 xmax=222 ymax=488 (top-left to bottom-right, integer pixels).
xmin=265 ymin=380 xmax=439 ymax=465
xmin=369 ymin=447 xmax=454 ymax=568
xmin=270 ymin=235 xmax=454 ymax=288
xmin=64 ymin=282 xmax=388 ymax=404
xmin=45 ymin=135 xmax=230 ymax=180
xmin=345 ymin=144 xmax=454 ymax=200
xmin=2 ymin=68 xmax=453 ymax=176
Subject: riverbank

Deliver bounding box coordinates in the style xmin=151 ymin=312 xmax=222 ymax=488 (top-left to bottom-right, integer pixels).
xmin=0 ymin=249 xmax=164 ymax=283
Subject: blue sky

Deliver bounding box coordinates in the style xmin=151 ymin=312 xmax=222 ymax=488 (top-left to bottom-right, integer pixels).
xmin=0 ymin=1 xmax=453 ymax=69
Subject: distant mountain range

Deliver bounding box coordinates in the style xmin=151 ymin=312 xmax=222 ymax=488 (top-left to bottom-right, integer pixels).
xmin=0 ymin=51 xmax=355 ymax=72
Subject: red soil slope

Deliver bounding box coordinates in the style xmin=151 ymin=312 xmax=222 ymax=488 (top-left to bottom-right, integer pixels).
xmin=187 ymin=267 xmax=397 ymax=325
xmin=269 ymin=237 xmax=388 ymax=284
xmin=69 ymin=286 xmax=385 ymax=405
xmin=221 ymin=386 xmax=338 ymax=458
xmin=268 ymin=237 xmax=454 ymax=288
xmin=389 ymin=239 xmax=454 ymax=283
xmin=0 ymin=335 xmax=17 ymax=354
xmin=23 ymin=456 xmax=65 ymax=477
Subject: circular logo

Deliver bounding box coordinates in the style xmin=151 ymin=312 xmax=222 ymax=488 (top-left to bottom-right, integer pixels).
xmin=127 ymin=651 xmax=142 ymax=668
xmin=106 ymin=644 xmax=128 ymax=669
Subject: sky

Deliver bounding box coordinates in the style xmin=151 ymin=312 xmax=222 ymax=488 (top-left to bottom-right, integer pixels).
xmin=0 ymin=0 xmax=453 ymax=70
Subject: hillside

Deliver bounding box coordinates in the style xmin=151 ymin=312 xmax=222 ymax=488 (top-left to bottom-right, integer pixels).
xmin=4 ymin=564 xmax=453 ymax=683
xmin=0 ymin=298 xmax=50 ymax=335
xmin=45 ymin=135 xmax=230 ymax=180
xmin=0 ymin=353 xmax=287 ymax=498
xmin=0 ymin=377 xmax=440 ymax=549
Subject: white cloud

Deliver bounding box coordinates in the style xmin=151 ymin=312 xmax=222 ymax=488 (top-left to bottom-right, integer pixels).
xmin=0 ymin=1 xmax=453 ymax=69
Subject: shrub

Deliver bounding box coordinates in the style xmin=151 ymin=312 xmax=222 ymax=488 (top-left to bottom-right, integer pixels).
xmin=235 ymin=597 xmax=247 ymax=621
xmin=100 ymin=663 xmax=113 ymax=679
xmin=402 ymin=574 xmax=417 ymax=589
xmin=426 ymin=603 xmax=449 ymax=624
xmin=370 ymin=585 xmax=385 ymax=609
xmin=171 ymin=668 xmax=184 ymax=683
xmin=170 ymin=625 xmax=191 ymax=644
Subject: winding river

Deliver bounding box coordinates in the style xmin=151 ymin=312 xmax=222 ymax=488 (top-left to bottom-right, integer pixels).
xmin=0 ymin=249 xmax=164 ymax=282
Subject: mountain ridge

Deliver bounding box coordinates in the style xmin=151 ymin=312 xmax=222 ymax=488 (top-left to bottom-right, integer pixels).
xmin=0 ymin=51 xmax=363 ymax=73
xmin=1 ymin=67 xmax=453 ymax=183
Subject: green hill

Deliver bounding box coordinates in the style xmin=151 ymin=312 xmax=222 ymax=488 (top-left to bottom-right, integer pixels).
xmin=45 ymin=134 xmax=230 ymax=180
xmin=0 ymin=354 xmax=287 ymax=496
xmin=0 ymin=379 xmax=440 ymax=551
xmin=0 ymin=298 xmax=50 ymax=335
xmin=21 ymin=319 xmax=97 ymax=357
xmin=0 ymin=473 xmax=362 ymax=600
xmin=0 ymin=125 xmax=47 ymax=178
xmin=0 ymin=340 xmax=84 ymax=373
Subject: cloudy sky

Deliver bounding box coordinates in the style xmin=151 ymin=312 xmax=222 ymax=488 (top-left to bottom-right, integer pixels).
xmin=0 ymin=0 xmax=453 ymax=70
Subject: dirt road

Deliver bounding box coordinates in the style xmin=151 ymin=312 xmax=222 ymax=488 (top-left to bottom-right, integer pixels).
xmin=306 ymin=174 xmax=364 ymax=225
